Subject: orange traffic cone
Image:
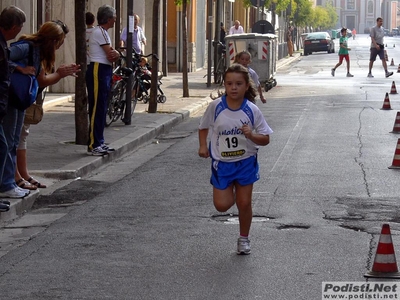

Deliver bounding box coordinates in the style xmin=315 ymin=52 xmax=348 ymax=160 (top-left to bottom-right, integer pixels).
xmin=398 ymin=64 xmax=400 ymax=73
xmin=389 ymin=138 xmax=400 ymax=169
xmin=390 ymin=112 xmax=400 ymax=133
xmin=364 ymin=224 xmax=400 ymax=278
xmin=390 ymin=81 xmax=398 ymax=94
xmin=381 ymin=93 xmax=392 ymax=110
xmin=391 ymin=58 xmax=395 ymax=66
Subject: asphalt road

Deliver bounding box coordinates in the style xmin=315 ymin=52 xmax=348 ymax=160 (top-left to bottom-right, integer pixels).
xmin=0 ymin=34 xmax=400 ymax=299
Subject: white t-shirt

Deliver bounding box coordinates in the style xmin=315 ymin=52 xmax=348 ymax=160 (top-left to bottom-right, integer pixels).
xmin=229 ymin=26 xmax=244 ymax=35
xmin=199 ymin=96 xmax=273 ymax=162
xmin=86 ymin=26 xmax=95 ymax=65
xmin=88 ymin=25 xmax=112 ymax=65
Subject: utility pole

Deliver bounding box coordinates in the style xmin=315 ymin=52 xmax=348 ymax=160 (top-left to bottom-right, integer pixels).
xmin=207 ymin=0 xmax=212 ymax=87
xmin=123 ymin=0 xmax=134 ymax=125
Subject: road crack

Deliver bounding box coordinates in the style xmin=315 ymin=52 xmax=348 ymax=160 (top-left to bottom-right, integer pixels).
xmin=354 ymin=107 xmax=371 ymax=197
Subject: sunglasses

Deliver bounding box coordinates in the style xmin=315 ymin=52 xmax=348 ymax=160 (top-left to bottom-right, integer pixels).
xmin=52 ymin=20 xmax=69 ymax=34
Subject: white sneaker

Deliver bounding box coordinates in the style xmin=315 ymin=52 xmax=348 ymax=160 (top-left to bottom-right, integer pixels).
xmin=16 ymin=186 xmax=30 ymax=194
xmin=367 ymin=73 xmax=374 ymax=78
xmin=237 ymin=237 xmax=251 ymax=255
xmin=347 ymin=73 xmax=354 ymax=77
xmin=0 ymin=187 xmax=29 ymax=198
xmin=87 ymin=146 xmax=108 ymax=156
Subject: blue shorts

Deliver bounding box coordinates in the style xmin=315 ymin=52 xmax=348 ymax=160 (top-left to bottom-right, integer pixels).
xmin=210 ymin=156 xmax=260 ymax=190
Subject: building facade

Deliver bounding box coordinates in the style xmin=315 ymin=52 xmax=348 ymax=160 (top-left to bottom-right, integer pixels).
xmin=315 ymin=0 xmax=398 ymax=33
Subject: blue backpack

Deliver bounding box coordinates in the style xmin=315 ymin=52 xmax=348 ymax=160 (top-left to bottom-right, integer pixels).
xmin=9 ymin=40 xmax=39 ymax=111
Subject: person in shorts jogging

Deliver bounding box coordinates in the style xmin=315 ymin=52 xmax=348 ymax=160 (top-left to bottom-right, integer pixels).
xmin=368 ymin=17 xmax=393 ymax=78
xmin=198 ymin=64 xmax=273 ymax=255
xmin=331 ymin=28 xmax=353 ymax=77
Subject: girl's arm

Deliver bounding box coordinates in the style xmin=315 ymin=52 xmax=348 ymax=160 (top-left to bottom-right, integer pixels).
xmin=241 ymin=124 xmax=270 ymax=146
xmin=198 ymin=129 xmax=210 ymax=158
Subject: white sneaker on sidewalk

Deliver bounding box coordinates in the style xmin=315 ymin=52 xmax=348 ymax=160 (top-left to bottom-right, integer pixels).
xmin=0 ymin=187 xmax=29 ymax=198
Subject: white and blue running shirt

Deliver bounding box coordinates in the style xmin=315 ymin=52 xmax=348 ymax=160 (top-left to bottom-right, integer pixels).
xmin=199 ymin=96 xmax=273 ymax=162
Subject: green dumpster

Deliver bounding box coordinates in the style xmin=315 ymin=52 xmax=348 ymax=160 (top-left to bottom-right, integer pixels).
xmin=331 ymin=30 xmax=338 ymax=39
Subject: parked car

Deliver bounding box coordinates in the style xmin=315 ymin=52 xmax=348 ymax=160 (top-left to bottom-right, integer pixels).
xmin=303 ymin=32 xmax=335 ymax=56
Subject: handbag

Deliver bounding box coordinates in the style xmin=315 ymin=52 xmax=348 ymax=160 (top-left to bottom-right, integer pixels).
xmin=9 ymin=41 xmax=39 ymax=111
xmin=24 ymin=103 xmax=43 ymax=125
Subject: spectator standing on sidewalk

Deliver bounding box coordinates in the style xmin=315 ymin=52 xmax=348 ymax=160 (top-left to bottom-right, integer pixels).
xmin=198 ymin=64 xmax=273 ymax=255
xmin=368 ymin=17 xmax=393 ymax=78
xmin=85 ymin=12 xmax=95 ymax=66
xmin=229 ymin=20 xmax=244 ymax=35
xmin=286 ymin=26 xmax=293 ymax=57
xmin=331 ymin=28 xmax=353 ymax=78
xmin=4 ymin=20 xmax=80 ymax=198
xmin=120 ymin=14 xmax=146 ymax=54
xmin=86 ymin=5 xmax=120 ymax=156
xmin=14 ymin=20 xmax=80 ymax=191
xmin=0 ymin=5 xmax=26 ymax=210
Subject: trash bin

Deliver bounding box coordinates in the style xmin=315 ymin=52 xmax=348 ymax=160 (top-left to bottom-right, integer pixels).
xmin=331 ymin=30 xmax=338 ymax=40
xmin=225 ymin=33 xmax=278 ymax=91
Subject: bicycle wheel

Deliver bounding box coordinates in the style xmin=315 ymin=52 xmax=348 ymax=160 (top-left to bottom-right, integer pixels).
xmin=218 ymin=56 xmax=226 ymax=86
xmin=214 ymin=57 xmax=224 ymax=84
xmin=130 ymin=80 xmax=139 ymax=116
xmin=105 ymin=80 xmax=123 ymax=127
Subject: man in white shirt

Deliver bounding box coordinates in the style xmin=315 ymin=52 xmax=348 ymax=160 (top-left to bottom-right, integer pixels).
xmin=120 ymin=14 xmax=146 ymax=54
xmin=86 ymin=5 xmax=120 ymax=156
xmin=229 ymin=20 xmax=244 ymax=35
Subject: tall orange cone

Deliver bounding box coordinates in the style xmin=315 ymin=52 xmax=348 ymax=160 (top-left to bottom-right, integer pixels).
xmin=391 ymin=58 xmax=395 ymax=66
xmin=390 ymin=112 xmax=400 ymax=133
xmin=381 ymin=93 xmax=392 ymax=110
xmin=390 ymin=81 xmax=398 ymax=94
xmin=388 ymin=138 xmax=400 ymax=169
xmin=364 ymin=224 xmax=400 ymax=278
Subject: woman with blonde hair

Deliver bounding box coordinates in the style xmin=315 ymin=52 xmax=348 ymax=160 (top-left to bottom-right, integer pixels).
xmin=0 ymin=20 xmax=80 ymax=198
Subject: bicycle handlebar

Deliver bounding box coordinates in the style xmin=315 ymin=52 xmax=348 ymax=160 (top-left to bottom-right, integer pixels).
xmin=118 ymin=47 xmax=159 ymax=61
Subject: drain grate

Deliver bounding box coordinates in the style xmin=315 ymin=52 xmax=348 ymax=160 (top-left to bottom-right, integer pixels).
xmin=211 ymin=213 xmax=274 ymax=224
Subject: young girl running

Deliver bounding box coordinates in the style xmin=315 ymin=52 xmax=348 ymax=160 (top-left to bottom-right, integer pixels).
xmin=235 ymin=50 xmax=267 ymax=103
xmin=198 ymin=64 xmax=273 ymax=254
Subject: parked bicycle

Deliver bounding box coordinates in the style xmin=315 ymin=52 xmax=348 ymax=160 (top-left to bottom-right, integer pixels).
xmin=204 ymin=41 xmax=226 ymax=85
xmin=105 ymin=49 xmax=165 ymax=127
xmin=213 ymin=40 xmax=226 ymax=85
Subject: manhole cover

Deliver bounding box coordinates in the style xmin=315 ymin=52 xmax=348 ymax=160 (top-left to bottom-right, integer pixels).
xmin=211 ymin=214 xmax=273 ymax=224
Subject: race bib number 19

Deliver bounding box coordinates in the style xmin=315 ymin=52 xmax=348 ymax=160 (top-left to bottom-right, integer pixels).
xmin=219 ymin=134 xmax=247 ymax=159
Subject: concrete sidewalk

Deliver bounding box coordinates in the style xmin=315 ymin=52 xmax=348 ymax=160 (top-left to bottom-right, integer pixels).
xmin=0 ymin=54 xmax=301 ymax=224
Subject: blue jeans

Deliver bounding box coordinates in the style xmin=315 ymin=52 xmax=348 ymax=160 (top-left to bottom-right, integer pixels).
xmin=0 ymin=124 xmax=7 ymax=185
xmin=0 ymin=106 xmax=24 ymax=192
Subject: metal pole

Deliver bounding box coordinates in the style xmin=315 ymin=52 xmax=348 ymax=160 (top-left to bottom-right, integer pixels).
xmin=123 ymin=0 xmax=133 ymax=125
xmin=207 ymin=0 xmax=212 ymax=87
xmin=214 ymin=0 xmax=220 ymax=82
